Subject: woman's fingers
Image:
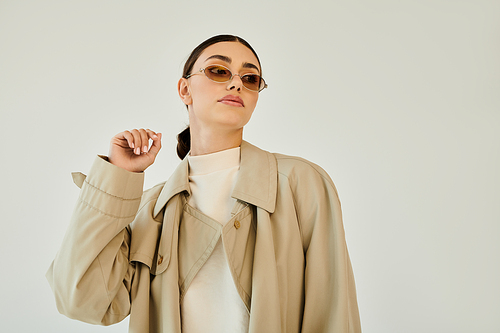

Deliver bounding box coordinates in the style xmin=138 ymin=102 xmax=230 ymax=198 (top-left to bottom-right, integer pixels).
xmin=133 ymin=129 xmax=158 ymax=154
xmin=148 ymin=131 xmax=162 ymax=156
xmin=139 ymin=129 xmax=149 ymax=154
xmin=109 ymin=128 xmax=161 ymax=172
xmin=121 ymin=131 xmax=135 ymax=149
xmin=129 ymin=129 xmax=143 ymax=155
xmin=122 ymin=129 xmax=161 ymax=156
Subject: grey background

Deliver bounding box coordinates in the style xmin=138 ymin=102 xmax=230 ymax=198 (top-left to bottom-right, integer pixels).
xmin=1 ymin=0 xmax=499 ymax=332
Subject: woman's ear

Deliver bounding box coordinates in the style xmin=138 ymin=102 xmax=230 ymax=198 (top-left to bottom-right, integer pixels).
xmin=178 ymin=78 xmax=193 ymax=105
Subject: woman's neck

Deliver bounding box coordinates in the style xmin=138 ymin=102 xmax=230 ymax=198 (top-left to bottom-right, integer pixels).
xmin=189 ymin=127 xmax=243 ymax=156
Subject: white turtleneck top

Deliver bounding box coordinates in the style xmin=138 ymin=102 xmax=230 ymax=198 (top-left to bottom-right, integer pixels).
xmin=181 ymin=147 xmax=249 ymax=333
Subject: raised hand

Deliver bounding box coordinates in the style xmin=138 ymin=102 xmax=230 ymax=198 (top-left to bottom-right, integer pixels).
xmin=108 ymin=129 xmax=162 ymax=173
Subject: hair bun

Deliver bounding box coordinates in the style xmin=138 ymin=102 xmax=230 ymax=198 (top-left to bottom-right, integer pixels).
xmin=176 ymin=126 xmax=191 ymax=159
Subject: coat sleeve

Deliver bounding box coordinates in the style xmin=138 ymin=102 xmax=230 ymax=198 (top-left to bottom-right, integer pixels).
xmin=46 ymin=156 xmax=144 ymax=325
xmin=290 ymin=159 xmax=361 ymax=332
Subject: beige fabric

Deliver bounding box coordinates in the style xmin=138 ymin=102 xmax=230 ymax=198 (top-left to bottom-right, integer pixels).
xmin=184 ymin=147 xmax=249 ymax=333
xmin=46 ymin=141 xmax=362 ymax=333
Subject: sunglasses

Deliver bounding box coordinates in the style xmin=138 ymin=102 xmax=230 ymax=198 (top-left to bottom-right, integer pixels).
xmin=185 ymin=64 xmax=268 ymax=92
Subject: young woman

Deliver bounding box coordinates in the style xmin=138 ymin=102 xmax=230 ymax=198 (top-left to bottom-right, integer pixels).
xmin=47 ymin=35 xmax=361 ymax=333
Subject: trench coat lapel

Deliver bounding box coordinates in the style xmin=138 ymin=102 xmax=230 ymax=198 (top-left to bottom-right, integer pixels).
xmin=153 ymin=156 xmax=190 ymax=218
xmin=231 ymin=141 xmax=277 ymax=213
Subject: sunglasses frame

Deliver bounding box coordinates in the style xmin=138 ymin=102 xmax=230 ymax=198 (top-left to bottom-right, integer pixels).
xmin=185 ymin=64 xmax=268 ymax=92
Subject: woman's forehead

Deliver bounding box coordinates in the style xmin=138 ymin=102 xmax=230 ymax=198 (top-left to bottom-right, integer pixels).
xmin=197 ymin=42 xmax=260 ymax=71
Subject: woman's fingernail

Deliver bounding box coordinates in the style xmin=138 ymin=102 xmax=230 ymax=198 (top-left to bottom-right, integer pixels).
xmin=143 ymin=146 xmax=148 ymax=153
xmin=135 ymin=147 xmax=140 ymax=155
xmin=131 ymin=142 xmax=135 ymax=148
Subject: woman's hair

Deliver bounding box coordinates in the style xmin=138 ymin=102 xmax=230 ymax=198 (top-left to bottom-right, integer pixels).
xmin=176 ymin=34 xmax=262 ymax=159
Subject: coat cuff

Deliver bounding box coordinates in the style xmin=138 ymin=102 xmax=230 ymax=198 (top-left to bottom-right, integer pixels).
xmin=77 ymin=156 xmax=144 ymax=218
xmin=86 ymin=156 xmax=144 ymax=199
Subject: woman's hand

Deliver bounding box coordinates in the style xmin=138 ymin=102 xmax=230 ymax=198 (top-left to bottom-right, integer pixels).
xmin=108 ymin=129 xmax=162 ymax=173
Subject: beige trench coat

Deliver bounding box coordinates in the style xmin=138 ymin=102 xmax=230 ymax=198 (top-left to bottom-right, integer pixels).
xmin=47 ymin=141 xmax=361 ymax=332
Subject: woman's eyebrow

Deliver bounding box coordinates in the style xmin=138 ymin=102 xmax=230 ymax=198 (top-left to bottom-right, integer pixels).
xmin=205 ymin=54 xmax=259 ymax=71
xmin=242 ymin=62 xmax=259 ymax=71
xmin=205 ymin=54 xmax=231 ymax=63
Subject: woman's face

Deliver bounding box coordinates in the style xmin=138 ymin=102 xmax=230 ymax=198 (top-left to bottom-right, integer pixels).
xmin=179 ymin=42 xmax=261 ymax=134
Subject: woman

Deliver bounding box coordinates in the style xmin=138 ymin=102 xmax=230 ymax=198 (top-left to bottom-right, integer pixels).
xmin=47 ymin=35 xmax=361 ymax=333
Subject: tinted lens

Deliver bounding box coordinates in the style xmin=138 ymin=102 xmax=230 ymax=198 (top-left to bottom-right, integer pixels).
xmin=242 ymin=74 xmax=262 ymax=91
xmin=204 ymin=65 xmax=232 ymax=82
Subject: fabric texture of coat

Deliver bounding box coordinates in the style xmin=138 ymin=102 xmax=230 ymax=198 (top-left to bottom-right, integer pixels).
xmin=46 ymin=140 xmax=361 ymax=332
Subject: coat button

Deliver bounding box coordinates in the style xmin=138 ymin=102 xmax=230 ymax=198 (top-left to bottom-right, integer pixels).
xmin=234 ymin=220 xmax=241 ymax=229
xmin=158 ymin=255 xmax=163 ymax=265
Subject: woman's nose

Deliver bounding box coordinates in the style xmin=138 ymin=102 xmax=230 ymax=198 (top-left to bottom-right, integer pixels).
xmin=227 ymin=74 xmax=243 ymax=91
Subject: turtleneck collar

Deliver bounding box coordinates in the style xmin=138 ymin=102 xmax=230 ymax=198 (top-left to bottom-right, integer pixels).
xmin=187 ymin=147 xmax=240 ymax=176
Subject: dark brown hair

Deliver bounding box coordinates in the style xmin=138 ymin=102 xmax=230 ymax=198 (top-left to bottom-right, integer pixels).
xmin=176 ymin=34 xmax=262 ymax=159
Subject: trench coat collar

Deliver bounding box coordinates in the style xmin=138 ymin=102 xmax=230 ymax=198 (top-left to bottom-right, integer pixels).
xmin=153 ymin=140 xmax=277 ymax=217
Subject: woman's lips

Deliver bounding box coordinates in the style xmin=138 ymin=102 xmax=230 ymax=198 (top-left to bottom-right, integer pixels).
xmin=218 ymin=95 xmax=244 ymax=107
